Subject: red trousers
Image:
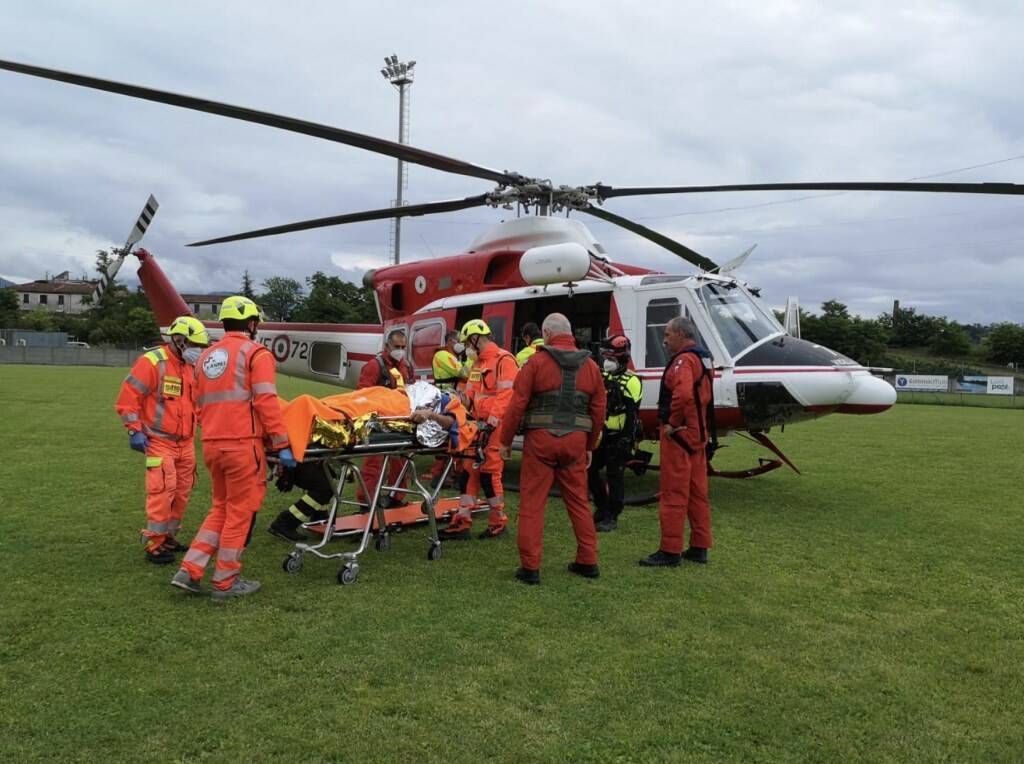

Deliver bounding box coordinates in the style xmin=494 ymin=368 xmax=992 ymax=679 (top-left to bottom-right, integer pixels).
xmin=142 ymin=437 xmax=196 ymax=551
xmin=357 ymin=455 xmax=406 ymax=503
xmin=517 ymin=430 xmax=597 ymax=570
xmin=180 ymin=441 xmax=266 ymax=590
xmin=658 ymin=432 xmax=713 ymax=554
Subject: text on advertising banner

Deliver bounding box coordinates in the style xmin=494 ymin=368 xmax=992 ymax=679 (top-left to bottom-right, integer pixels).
xmin=987 ymin=376 xmax=1014 ymax=395
xmin=894 ymin=374 xmax=948 ymax=392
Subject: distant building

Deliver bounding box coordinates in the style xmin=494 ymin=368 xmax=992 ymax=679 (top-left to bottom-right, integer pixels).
xmin=181 ymin=293 xmax=232 ymax=318
xmin=11 ymin=271 xmax=96 ymax=315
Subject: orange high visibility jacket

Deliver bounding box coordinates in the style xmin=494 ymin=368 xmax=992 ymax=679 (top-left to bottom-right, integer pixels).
xmin=195 ymin=332 xmax=289 ymax=449
xmin=464 ymin=342 xmax=518 ymax=427
xmin=115 ymin=344 xmax=197 ymax=441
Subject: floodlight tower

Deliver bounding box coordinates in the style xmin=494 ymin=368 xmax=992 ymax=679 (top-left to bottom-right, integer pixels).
xmin=380 ymin=54 xmax=415 ymax=265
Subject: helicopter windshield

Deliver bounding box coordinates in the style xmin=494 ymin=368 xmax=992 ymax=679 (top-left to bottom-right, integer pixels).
xmin=699 ymin=281 xmax=781 ymax=359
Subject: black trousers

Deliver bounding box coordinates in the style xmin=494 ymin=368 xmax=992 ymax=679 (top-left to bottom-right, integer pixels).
xmin=587 ymin=434 xmax=630 ymax=522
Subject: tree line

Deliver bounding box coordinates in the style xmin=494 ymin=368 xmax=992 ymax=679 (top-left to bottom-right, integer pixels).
xmin=0 ymin=252 xmax=379 ymax=347
xmin=792 ymin=300 xmax=1024 ymax=371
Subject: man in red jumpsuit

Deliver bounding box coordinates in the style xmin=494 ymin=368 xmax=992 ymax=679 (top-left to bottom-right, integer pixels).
xmin=115 ymin=315 xmax=209 ymax=564
xmin=441 ymin=318 xmax=518 ymax=540
xmin=498 ymin=313 xmax=606 ymax=584
xmin=640 ymin=315 xmax=714 ymax=567
xmin=171 ymin=295 xmax=296 ymax=600
xmin=356 ymin=328 xmax=414 ymax=507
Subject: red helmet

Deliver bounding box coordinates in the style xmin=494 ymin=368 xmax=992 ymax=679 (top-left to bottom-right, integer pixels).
xmin=601 ymin=334 xmax=631 ymax=358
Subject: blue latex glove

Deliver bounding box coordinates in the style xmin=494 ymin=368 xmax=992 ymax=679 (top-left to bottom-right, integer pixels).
xmin=129 ymin=431 xmax=149 ymax=453
xmin=278 ymin=447 xmax=297 ymax=469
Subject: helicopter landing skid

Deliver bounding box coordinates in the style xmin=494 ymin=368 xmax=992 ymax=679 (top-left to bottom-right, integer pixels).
xmin=709 ymin=431 xmax=800 ymax=479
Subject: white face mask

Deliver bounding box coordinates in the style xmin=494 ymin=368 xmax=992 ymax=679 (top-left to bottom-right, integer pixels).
xmin=389 ymin=348 xmax=406 ymax=363
xmin=603 ymin=358 xmax=619 ymax=373
xmin=452 ymin=342 xmax=465 ymax=355
xmin=183 ymin=347 xmax=202 ymax=365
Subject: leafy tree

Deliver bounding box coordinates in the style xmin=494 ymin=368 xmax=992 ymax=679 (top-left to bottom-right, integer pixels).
xmin=927 ymin=319 xmax=972 ymax=357
xmin=259 ymin=277 xmax=305 ymax=321
xmin=800 ymin=300 xmax=890 ymax=366
xmin=983 ymin=323 xmax=1024 ymax=366
xmin=294 ymin=271 xmax=378 ymax=323
xmin=878 ymin=306 xmax=940 ymax=348
xmin=0 ymin=288 xmax=18 ymax=327
xmin=241 ymin=270 xmax=256 ymax=299
xmin=19 ymin=307 xmax=58 ymax=332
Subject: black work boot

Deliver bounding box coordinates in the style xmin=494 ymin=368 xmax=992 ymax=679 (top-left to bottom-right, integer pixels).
xmin=638 ymin=550 xmax=681 ymax=567
xmin=268 ymin=511 xmax=306 ymax=542
xmin=144 ymin=546 xmax=175 ymax=565
xmin=567 ymin=562 xmax=600 ymax=579
xmin=683 ymin=547 xmax=709 ymax=564
xmin=595 ymin=518 xmax=618 ymax=532
xmin=514 ymin=567 xmax=540 ymax=585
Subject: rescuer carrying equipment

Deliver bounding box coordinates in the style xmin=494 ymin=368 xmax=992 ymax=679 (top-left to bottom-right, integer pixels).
xmin=523 ymin=346 xmax=594 ymax=434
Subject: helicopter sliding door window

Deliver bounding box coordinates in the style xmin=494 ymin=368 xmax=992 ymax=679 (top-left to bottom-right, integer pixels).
xmin=645 ymin=297 xmax=681 ymax=368
xmin=410 ymin=320 xmax=443 ymax=376
xmin=309 ymin=342 xmax=346 ymax=379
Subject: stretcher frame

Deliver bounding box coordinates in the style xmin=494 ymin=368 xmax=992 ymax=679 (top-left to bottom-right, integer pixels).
xmin=269 ymin=436 xmax=480 ymax=586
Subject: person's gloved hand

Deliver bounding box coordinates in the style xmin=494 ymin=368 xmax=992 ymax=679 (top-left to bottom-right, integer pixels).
xmin=278 ymin=447 xmax=298 ymax=469
xmin=129 ymin=431 xmax=149 ymax=453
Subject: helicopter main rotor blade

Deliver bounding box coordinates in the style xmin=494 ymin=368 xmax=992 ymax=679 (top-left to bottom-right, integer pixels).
xmin=580 ymin=205 xmax=718 ymax=271
xmin=596 ymin=181 xmax=1024 ymax=198
xmin=0 ymin=58 xmax=512 ymax=184
xmin=188 ymin=194 xmax=492 ymax=247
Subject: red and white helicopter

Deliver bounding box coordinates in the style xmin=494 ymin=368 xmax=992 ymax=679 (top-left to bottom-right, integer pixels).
xmin=5 ymin=58 xmax=1023 ymax=477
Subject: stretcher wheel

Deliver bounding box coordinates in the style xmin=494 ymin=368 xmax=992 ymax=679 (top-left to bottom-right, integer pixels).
xmin=375 ymin=534 xmax=391 ymax=552
xmin=282 ymin=553 xmax=303 ymax=574
xmin=338 ymin=566 xmax=358 ymax=586
xmin=427 ymin=544 xmax=443 ymax=561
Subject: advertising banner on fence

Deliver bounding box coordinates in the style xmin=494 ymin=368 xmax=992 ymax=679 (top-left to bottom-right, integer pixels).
xmin=953 ymin=376 xmax=988 ymax=394
xmin=895 ymin=374 xmax=948 ymax=392
xmin=987 ymin=376 xmax=1014 ymax=395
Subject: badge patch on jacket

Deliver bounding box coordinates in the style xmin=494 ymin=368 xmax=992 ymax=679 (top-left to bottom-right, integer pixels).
xmin=202 ymin=348 xmax=229 ymax=379
xmin=162 ymin=375 xmax=182 ymax=397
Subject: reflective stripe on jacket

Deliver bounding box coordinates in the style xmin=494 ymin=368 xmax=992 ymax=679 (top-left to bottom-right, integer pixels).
xmin=115 ymin=344 xmax=196 ymax=441
xmin=195 ymin=332 xmax=288 ymax=448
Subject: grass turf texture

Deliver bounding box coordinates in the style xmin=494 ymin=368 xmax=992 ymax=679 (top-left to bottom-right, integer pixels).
xmin=1 ymin=364 xmax=1022 ymax=762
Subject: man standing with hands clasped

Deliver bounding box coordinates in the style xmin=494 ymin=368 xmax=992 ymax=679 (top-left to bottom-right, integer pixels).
xmin=640 ymin=316 xmax=714 ymax=567
xmin=498 ymin=313 xmax=606 ymax=585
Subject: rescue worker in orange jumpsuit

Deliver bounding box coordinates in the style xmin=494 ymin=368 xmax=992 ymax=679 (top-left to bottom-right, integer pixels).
xmin=640 ymin=315 xmax=714 ymax=567
xmin=440 ymin=318 xmax=518 ymax=540
xmin=356 ymin=328 xmax=414 ymax=507
xmin=171 ymin=295 xmax=296 ymax=600
xmin=498 ymin=313 xmax=607 ymax=584
xmin=115 ymin=316 xmax=209 ymax=564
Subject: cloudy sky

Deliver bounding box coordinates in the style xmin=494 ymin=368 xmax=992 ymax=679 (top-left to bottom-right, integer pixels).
xmin=1 ymin=1 xmax=1022 ymax=323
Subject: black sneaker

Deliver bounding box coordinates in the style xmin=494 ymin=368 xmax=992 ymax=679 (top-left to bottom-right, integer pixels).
xmin=514 ymin=567 xmax=540 ymax=585
xmin=438 ymin=527 xmax=471 ymax=541
xmin=145 ymin=546 xmax=175 ymax=565
xmin=567 ymin=562 xmax=600 ymax=579
xmin=595 ymin=518 xmax=617 ymax=533
xmin=682 ymin=547 xmax=709 ymax=564
xmin=638 ymin=550 xmax=681 ymax=567
xmin=162 ymin=538 xmax=189 ymax=553
xmin=477 ymin=525 xmax=507 ymax=540
xmin=268 ymin=515 xmax=306 ymax=543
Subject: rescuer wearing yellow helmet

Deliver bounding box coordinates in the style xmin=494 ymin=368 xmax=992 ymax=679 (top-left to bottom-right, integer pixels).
xmin=171 ymin=295 xmax=294 ymax=600
xmin=440 ymin=318 xmax=518 ymax=541
xmin=115 ymin=315 xmax=210 ymax=565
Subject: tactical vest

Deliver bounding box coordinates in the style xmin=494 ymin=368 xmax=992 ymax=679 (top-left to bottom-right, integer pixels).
xmin=375 ymin=353 xmax=409 ymax=389
xmin=524 ymin=345 xmax=593 ymax=435
xmin=657 ymin=347 xmax=715 ymax=444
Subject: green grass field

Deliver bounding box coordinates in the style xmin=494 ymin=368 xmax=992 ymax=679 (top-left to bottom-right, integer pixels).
xmin=1 ymin=364 xmax=1022 ymax=762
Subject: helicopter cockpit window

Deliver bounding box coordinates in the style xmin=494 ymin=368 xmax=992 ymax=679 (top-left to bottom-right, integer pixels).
xmin=699 ymin=282 xmax=780 ymax=358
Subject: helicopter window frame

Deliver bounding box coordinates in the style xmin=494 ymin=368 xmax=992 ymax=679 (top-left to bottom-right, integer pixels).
xmin=410 ymin=319 xmax=445 ymax=374
xmin=642 ymin=295 xmax=716 ymax=368
xmin=696 ymin=281 xmax=783 ymax=360
xmin=308 ymin=341 xmax=346 ymax=379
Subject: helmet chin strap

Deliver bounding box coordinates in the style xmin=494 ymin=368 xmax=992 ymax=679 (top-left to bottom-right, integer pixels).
xmin=170 ymin=335 xmax=186 ymax=358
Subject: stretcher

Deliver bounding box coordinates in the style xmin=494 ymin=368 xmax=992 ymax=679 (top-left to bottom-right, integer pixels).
xmin=268 ymin=434 xmax=487 ymax=586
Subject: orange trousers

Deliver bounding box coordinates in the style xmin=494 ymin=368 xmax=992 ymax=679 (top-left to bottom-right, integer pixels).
xmin=516 ymin=430 xmax=597 ymax=571
xmin=142 ymin=437 xmax=196 ymax=551
xmin=452 ymin=450 xmax=506 ymax=530
xmin=357 ymin=455 xmax=406 ymax=504
xmin=658 ymin=432 xmax=713 ymax=554
xmin=180 ymin=441 xmax=267 ymax=590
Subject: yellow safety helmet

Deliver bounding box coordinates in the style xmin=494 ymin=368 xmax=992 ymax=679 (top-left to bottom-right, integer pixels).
xmin=167 ymin=315 xmax=210 ymax=346
xmin=218 ymin=295 xmax=262 ymax=322
xmin=459 ymin=318 xmax=492 ymax=343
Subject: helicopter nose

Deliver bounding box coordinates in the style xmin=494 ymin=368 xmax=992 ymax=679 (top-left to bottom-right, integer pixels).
xmin=836 ymin=373 xmax=896 ymax=414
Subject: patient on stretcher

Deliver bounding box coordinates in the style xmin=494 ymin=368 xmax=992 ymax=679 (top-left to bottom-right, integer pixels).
xmin=268 ymin=382 xmax=476 ymax=542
